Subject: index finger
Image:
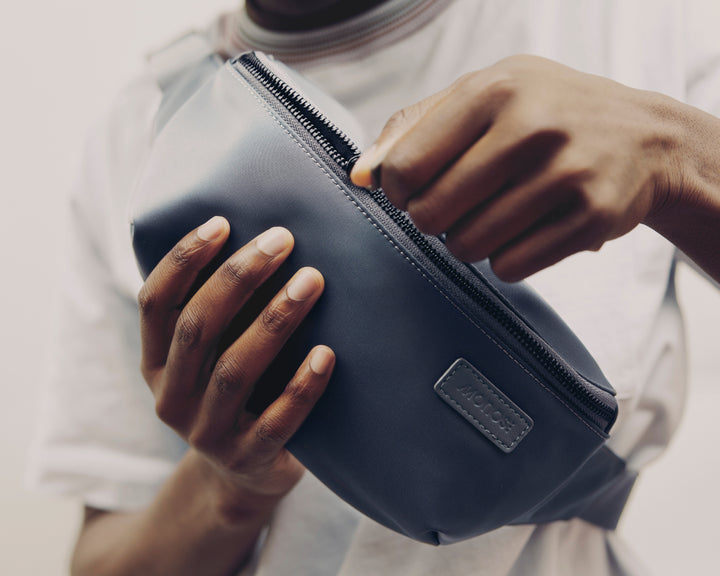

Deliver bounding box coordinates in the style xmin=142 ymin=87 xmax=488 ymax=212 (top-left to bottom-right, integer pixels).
xmin=351 ymin=68 xmax=510 ymax=209
xmin=138 ymin=216 xmax=229 ymax=373
xmin=349 ymin=86 xmax=450 ymax=189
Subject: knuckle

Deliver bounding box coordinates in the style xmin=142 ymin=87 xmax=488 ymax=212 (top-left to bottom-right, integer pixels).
xmin=496 ymin=53 xmax=538 ymax=71
xmin=212 ymin=356 xmax=249 ymax=399
xmin=187 ymin=427 xmax=215 ymax=454
xmin=154 ymin=397 xmax=168 ymax=421
xmin=572 ymin=184 xmax=618 ymax=226
xmin=174 ymin=310 xmax=205 ymax=350
xmin=550 ymin=152 xmax=594 ymax=188
xmin=445 ymin=233 xmax=476 ymax=263
xmin=285 ymin=378 xmax=320 ymax=409
xmin=254 ymin=417 xmax=287 ymax=447
xmin=457 ymin=69 xmax=517 ymax=105
xmin=382 ymin=149 xmax=418 ymax=201
xmin=557 ymin=164 xmax=592 ymax=186
xmin=586 ymin=201 xmax=617 ymax=232
xmin=406 ymin=199 xmax=440 ymax=234
xmin=137 ymin=285 xmax=157 ymax=316
xmin=487 ymin=73 xmax=517 ymax=101
xmin=506 ymin=104 xmax=558 ymax=142
xmin=226 ymin=452 xmax=253 ymax=475
xmin=488 ymin=257 xmax=517 ymax=283
xmin=521 ymin=118 xmax=565 ymax=144
xmin=383 ymin=107 xmax=412 ymax=133
xmin=259 ymin=302 xmax=295 ymax=337
xmin=220 ymin=253 xmax=254 ymax=289
xmin=154 ymin=393 xmax=180 ymax=427
xmin=186 ymin=428 xmax=205 ymax=451
xmin=484 ymin=74 xmax=518 ymax=104
xmin=140 ymin=360 xmax=155 ymax=384
xmin=450 ymin=70 xmax=475 ymax=92
xmin=168 ymin=240 xmax=195 ymax=271
xmin=496 ymin=54 xmax=523 ymax=68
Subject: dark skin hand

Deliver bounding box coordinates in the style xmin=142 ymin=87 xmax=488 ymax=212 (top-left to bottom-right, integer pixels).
xmin=72 ymin=221 xmax=335 ymax=576
xmin=351 ymin=55 xmax=720 ymax=283
xmin=137 ymin=220 xmax=331 ymax=505
xmin=138 ymin=218 xmax=333 ymax=506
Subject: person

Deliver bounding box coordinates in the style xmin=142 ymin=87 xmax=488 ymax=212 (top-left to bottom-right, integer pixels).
xmin=30 ymin=1 xmax=720 ymax=575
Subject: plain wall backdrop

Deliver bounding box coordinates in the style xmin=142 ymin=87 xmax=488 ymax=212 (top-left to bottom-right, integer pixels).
xmin=1 ymin=2 xmax=718 ymax=575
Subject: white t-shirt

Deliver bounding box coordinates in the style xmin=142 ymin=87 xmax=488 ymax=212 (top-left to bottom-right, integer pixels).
xmin=29 ymin=1 xmax=720 ymax=574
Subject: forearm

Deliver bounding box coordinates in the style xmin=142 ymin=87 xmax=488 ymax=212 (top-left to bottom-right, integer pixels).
xmin=71 ymin=449 xmax=278 ymax=576
xmin=644 ymin=97 xmax=720 ymax=283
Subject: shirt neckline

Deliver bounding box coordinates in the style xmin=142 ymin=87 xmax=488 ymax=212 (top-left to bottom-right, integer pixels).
xmin=230 ymin=0 xmax=454 ymax=66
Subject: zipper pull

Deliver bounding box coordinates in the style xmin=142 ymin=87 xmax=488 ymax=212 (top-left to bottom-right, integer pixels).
xmin=345 ymin=152 xmax=362 ymax=177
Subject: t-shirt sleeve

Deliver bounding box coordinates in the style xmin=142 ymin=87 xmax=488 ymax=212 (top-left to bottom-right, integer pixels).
xmin=27 ymin=73 xmax=188 ymax=512
xmin=685 ymin=2 xmax=720 ymax=117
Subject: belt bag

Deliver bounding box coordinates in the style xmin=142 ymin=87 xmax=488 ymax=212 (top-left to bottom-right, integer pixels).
xmin=130 ymin=51 xmax=623 ymax=545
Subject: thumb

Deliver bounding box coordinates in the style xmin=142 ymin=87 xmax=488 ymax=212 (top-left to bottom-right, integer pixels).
xmin=349 ymin=89 xmax=450 ymax=189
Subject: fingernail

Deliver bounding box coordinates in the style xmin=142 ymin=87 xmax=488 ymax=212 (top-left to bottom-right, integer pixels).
xmin=349 ymin=144 xmax=377 ymax=188
xmin=197 ymin=216 xmax=227 ymax=241
xmin=310 ymin=346 xmax=335 ymax=375
xmin=287 ymin=268 xmax=320 ymax=301
xmin=256 ymin=227 xmax=292 ymax=256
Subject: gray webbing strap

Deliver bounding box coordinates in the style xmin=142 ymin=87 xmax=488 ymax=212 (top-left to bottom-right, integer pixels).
xmin=147 ymin=32 xmax=223 ymax=135
xmin=148 ymin=31 xmax=214 ymax=91
xmin=514 ymin=446 xmax=637 ymax=530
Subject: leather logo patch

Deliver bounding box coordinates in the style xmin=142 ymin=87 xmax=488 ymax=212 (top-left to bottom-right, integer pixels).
xmin=434 ymin=358 xmax=533 ymax=453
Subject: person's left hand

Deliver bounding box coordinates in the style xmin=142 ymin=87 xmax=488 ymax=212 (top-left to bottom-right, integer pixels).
xmin=351 ymin=55 xmax=681 ymax=281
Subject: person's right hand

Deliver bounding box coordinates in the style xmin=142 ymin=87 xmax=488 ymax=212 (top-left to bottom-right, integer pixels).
xmin=137 ymin=216 xmax=334 ymax=517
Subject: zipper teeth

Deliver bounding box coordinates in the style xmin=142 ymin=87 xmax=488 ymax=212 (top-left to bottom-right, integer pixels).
xmin=236 ymin=53 xmax=615 ymax=429
xmin=238 ymin=54 xmax=360 ymax=170
xmin=369 ymin=191 xmax=615 ymax=426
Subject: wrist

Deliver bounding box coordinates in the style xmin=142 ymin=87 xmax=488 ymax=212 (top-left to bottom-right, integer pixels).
xmin=639 ymin=94 xmax=720 ymax=281
xmin=643 ymin=92 xmax=720 ymax=225
xmin=187 ymin=449 xmax=284 ymax=528
xmin=634 ymin=91 xmax=690 ymax=223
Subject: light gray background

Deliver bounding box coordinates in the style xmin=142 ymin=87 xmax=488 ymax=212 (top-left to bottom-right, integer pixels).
xmin=1 ymin=2 xmax=718 ymax=574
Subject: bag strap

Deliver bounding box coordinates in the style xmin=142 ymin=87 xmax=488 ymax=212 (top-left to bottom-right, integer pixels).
xmin=148 ymin=31 xmax=215 ymax=90
xmin=147 ymin=31 xmax=224 ymax=135
xmin=515 ymin=255 xmax=682 ymax=530
xmin=514 ymin=446 xmax=637 ymax=530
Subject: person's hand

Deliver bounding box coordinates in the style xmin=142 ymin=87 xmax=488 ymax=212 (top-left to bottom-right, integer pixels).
xmin=351 ymin=54 xmax=683 ymax=281
xmin=138 ymin=217 xmax=334 ymax=516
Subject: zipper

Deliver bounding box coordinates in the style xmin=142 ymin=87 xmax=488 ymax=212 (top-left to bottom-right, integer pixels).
xmin=236 ymin=52 xmax=361 ymax=172
xmin=233 ymin=52 xmax=617 ymax=434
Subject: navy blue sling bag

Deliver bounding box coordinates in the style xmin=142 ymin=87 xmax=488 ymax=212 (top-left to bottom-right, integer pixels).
xmin=130 ymin=48 xmax=636 ymax=544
